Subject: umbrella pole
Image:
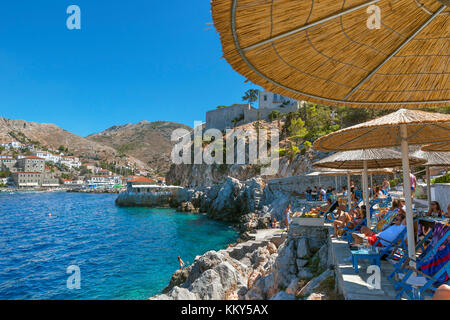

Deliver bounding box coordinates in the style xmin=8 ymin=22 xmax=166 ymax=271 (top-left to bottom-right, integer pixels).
xmin=363 ymin=160 xmax=370 ymax=227
xmin=426 ymin=166 xmax=431 ymax=209
xmin=347 ymin=173 xmax=352 ymax=212
xmin=400 ymin=125 xmax=416 ymax=267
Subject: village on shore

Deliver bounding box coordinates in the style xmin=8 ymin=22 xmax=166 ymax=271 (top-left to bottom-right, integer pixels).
xmin=0 ymin=141 xmax=165 ymax=192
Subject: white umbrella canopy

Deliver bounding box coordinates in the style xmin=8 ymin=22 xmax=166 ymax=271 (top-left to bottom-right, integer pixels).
xmin=412 ymin=149 xmax=450 ymax=207
xmin=314 ymin=109 xmax=450 ymax=265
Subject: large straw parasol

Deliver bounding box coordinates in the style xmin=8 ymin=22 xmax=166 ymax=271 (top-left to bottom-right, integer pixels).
xmin=412 ymin=149 xmax=450 ymax=207
xmin=314 ymin=109 xmax=450 ymax=265
xmin=313 ymin=148 xmax=426 ymax=226
xmin=422 ymin=141 xmax=450 ymax=152
xmin=211 ymin=0 xmax=450 ymax=109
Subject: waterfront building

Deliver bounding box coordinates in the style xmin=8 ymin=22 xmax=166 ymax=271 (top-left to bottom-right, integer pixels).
xmin=11 ymin=172 xmax=42 ymax=188
xmin=86 ymin=175 xmax=123 ymax=188
xmin=16 ymin=156 xmax=45 ymax=173
xmin=11 ymin=171 xmax=60 ymax=188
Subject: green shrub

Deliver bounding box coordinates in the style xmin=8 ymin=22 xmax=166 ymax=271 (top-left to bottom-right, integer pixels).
xmin=432 ymin=173 xmax=450 ymax=184
xmin=278 ymin=148 xmax=287 ymax=157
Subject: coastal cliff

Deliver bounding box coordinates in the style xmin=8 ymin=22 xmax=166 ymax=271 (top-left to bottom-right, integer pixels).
xmin=166 ymin=152 xmax=318 ymax=188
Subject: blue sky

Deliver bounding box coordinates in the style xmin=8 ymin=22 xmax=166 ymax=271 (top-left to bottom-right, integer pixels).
xmin=0 ymin=1 xmax=258 ymax=136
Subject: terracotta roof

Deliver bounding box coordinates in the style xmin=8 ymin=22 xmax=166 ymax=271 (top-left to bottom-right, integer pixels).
xmin=128 ymin=176 xmax=156 ymax=183
xmin=14 ymin=171 xmax=42 ymax=174
xmin=25 ymin=156 xmax=44 ymax=160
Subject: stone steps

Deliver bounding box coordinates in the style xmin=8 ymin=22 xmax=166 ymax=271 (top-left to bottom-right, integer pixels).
xmin=223 ymin=231 xmax=287 ymax=261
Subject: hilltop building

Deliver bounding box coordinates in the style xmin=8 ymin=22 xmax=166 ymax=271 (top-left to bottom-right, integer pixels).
xmin=0 ymin=155 xmax=17 ymax=172
xmin=205 ymin=91 xmax=303 ymax=131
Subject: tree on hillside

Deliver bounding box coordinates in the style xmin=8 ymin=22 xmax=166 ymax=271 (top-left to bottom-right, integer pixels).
xmin=242 ymin=89 xmax=260 ymax=106
xmin=288 ymin=117 xmax=307 ymax=145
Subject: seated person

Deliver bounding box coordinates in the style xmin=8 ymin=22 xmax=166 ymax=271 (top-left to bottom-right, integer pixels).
xmin=433 ymin=284 xmax=450 ymax=301
xmin=353 ymin=214 xmax=407 ymax=247
xmin=310 ymin=198 xmax=338 ymax=215
xmin=341 ymin=186 xmax=348 ymax=197
xmin=427 ymin=201 xmax=444 ymax=218
xmin=305 ymin=187 xmax=312 ymax=201
xmin=318 ymin=187 xmax=327 ymax=201
xmin=333 ymin=205 xmax=366 ymax=238
xmin=376 ymin=199 xmax=403 ymax=221
xmin=271 ymin=217 xmax=279 ymax=229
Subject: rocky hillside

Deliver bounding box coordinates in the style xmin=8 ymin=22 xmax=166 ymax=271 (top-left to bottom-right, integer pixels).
xmin=0 ymin=117 xmax=147 ymax=168
xmin=87 ymin=121 xmax=192 ymax=175
xmin=166 ymin=120 xmax=323 ymax=187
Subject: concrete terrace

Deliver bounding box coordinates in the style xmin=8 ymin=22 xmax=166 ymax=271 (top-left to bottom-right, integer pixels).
xmin=328 ymin=225 xmax=398 ymax=300
xmin=289 ymin=218 xmax=399 ymax=300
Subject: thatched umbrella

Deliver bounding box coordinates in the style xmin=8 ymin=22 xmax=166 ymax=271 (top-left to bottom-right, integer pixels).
xmin=412 ymin=149 xmax=450 ymax=207
xmin=211 ymin=0 xmax=449 ymax=109
xmin=314 ymin=148 xmax=426 ymax=226
xmin=314 ymin=109 xmax=450 ymax=264
xmin=422 ymin=141 xmax=450 ymax=152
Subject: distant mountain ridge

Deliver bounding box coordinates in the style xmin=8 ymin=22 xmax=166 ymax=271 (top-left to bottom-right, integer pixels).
xmin=0 ymin=117 xmax=147 ymax=169
xmin=87 ymin=121 xmax=192 ymax=175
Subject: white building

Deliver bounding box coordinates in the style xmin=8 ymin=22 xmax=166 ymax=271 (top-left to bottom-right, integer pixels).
xmin=86 ymin=175 xmax=122 ymax=188
xmin=205 ymin=91 xmax=303 ymax=131
xmin=1 ymin=141 xmax=25 ymax=150
xmin=258 ymin=91 xmax=299 ymax=110
xmin=59 ymin=156 xmax=81 ymax=169
xmin=33 ymin=151 xmax=61 ymax=164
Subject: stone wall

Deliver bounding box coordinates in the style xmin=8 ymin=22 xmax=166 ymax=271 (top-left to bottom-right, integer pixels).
xmin=205 ymin=104 xmax=254 ymax=131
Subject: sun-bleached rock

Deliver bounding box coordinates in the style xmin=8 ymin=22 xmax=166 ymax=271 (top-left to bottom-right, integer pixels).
xmin=296 ymin=237 xmax=310 ymax=258
xmin=296 ymin=259 xmax=308 ymax=269
xmin=297 ymin=269 xmax=334 ymax=296
xmin=270 ymin=291 xmax=296 ymax=300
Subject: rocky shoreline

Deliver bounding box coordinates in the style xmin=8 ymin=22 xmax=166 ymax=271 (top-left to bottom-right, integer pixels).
xmin=150 ymin=226 xmax=342 ymax=300
xmin=137 ymin=175 xmax=342 ymax=300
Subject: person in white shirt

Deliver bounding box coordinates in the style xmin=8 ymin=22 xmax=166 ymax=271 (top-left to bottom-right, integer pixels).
xmin=353 ymin=214 xmax=406 ymax=247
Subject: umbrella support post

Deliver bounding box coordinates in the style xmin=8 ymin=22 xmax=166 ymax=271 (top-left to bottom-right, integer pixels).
xmin=347 ymin=173 xmax=352 ymax=212
xmin=400 ymin=125 xmax=416 ymax=268
xmin=363 ymin=160 xmax=370 ymax=227
xmin=426 ymin=166 xmax=431 ymax=209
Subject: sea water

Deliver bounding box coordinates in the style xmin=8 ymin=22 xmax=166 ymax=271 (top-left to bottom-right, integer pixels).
xmin=0 ymin=192 xmax=238 ymax=300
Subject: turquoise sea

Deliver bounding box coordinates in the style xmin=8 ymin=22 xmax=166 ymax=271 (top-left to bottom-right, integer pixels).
xmin=0 ymin=192 xmax=238 ymax=300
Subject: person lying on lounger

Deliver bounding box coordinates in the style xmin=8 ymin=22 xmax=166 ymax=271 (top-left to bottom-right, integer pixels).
xmin=352 ymin=214 xmax=406 ymax=247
